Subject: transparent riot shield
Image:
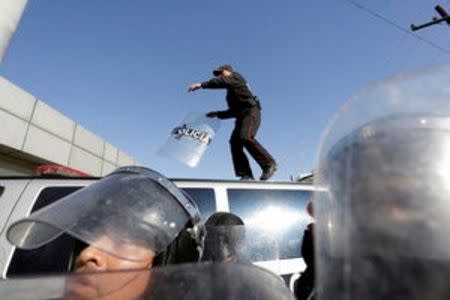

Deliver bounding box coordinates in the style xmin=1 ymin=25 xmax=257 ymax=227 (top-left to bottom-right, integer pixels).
xmin=314 ymin=65 xmax=450 ymax=299
xmin=201 ymin=225 xmax=283 ymax=264
xmin=0 ymin=263 xmax=296 ymax=300
xmin=158 ymin=112 xmax=221 ymax=167
xmin=200 ymin=223 xmax=307 ymax=284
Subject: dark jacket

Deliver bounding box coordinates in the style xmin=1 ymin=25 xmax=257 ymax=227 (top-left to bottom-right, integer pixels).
xmin=294 ymin=223 xmax=315 ymax=300
xmin=201 ymin=72 xmax=259 ymax=119
xmin=301 ymin=223 xmax=314 ymax=270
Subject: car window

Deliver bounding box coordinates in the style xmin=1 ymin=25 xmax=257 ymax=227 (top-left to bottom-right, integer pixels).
xmin=228 ymin=189 xmax=312 ymax=260
xmin=181 ymin=188 xmax=216 ymax=221
xmin=7 ymin=187 xmax=83 ymax=277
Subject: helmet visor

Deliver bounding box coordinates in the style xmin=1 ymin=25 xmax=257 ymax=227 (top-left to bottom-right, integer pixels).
xmin=7 ymin=171 xmax=191 ymax=261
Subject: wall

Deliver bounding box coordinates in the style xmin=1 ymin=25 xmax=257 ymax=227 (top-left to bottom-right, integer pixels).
xmin=0 ymin=76 xmax=140 ymax=176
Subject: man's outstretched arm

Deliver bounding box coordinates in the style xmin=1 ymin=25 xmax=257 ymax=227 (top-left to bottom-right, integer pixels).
xmin=188 ymin=75 xmax=240 ymax=92
xmin=201 ymin=75 xmax=240 ymax=89
xmin=188 ymin=83 xmax=202 ymax=92
xmin=207 ymin=110 xmax=234 ymax=119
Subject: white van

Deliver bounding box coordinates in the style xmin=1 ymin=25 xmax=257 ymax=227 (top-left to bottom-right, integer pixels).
xmin=0 ymin=176 xmax=315 ymax=289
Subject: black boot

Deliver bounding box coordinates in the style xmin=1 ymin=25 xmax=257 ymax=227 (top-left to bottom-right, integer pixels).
xmin=260 ymin=164 xmax=277 ymax=181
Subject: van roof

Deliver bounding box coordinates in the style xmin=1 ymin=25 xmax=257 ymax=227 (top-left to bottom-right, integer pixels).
xmin=0 ymin=176 xmax=313 ymax=186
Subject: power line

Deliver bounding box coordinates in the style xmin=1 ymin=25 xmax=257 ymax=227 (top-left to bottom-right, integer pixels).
xmin=345 ymin=0 xmax=450 ymax=56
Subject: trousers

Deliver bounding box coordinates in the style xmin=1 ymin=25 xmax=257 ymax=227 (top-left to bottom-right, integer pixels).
xmin=230 ymin=106 xmax=275 ymax=177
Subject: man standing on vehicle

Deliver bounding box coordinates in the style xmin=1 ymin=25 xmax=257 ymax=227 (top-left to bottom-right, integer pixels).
xmin=188 ymin=64 xmax=277 ymax=181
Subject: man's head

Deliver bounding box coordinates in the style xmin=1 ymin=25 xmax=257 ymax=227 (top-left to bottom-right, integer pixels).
xmin=63 ymin=236 xmax=155 ymax=300
xmin=72 ymin=236 xmax=155 ymax=273
xmin=204 ymin=211 xmax=244 ymax=227
xmin=213 ymin=64 xmax=233 ymax=77
xmin=7 ymin=166 xmax=204 ymax=270
xmin=8 ymin=166 xmax=205 ymax=298
xmin=202 ymin=212 xmax=245 ymax=262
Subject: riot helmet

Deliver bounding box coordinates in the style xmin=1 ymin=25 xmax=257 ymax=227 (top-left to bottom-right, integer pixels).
xmin=7 ymin=166 xmax=205 ymax=265
xmin=314 ymin=66 xmax=450 ymax=299
xmin=202 ymin=212 xmax=246 ymax=262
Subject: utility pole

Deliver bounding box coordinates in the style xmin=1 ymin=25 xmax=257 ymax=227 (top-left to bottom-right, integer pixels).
xmin=411 ymin=5 xmax=450 ymax=31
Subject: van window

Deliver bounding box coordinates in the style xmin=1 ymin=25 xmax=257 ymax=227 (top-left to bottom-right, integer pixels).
xmin=7 ymin=187 xmax=83 ymax=277
xmin=181 ymin=188 xmax=216 ymax=221
xmin=227 ymin=189 xmax=312 ymax=260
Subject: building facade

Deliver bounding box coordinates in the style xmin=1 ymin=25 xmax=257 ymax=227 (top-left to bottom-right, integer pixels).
xmin=0 ymin=76 xmax=139 ymax=176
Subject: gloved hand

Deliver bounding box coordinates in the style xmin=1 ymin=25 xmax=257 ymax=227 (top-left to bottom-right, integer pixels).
xmin=188 ymin=83 xmax=202 ymax=92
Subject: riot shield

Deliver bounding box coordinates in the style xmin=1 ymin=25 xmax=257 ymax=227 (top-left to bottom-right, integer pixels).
xmin=158 ymin=112 xmax=221 ymax=167
xmin=314 ymin=65 xmax=450 ymax=299
xmin=201 ymin=225 xmax=283 ymax=264
xmin=0 ymin=263 xmax=296 ymax=300
xmin=200 ymin=223 xmax=307 ymax=287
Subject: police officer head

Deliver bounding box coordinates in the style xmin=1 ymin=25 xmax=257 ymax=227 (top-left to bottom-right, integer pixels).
xmin=213 ymin=64 xmax=234 ymax=77
xmin=7 ymin=166 xmax=204 ymax=271
xmin=314 ymin=66 xmax=450 ymax=299
xmin=202 ymin=212 xmax=245 ymax=263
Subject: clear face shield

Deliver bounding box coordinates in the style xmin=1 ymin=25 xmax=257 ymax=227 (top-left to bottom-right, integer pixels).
xmin=202 ymin=225 xmax=247 ymax=263
xmin=7 ymin=167 xmax=203 ymax=262
xmin=314 ymin=66 xmax=450 ymax=299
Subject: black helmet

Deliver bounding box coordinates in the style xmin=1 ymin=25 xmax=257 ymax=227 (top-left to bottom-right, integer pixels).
xmin=202 ymin=212 xmax=245 ymax=262
xmin=7 ymin=166 xmax=205 ymax=265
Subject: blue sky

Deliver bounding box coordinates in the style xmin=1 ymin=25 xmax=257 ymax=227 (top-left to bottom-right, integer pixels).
xmin=1 ymin=0 xmax=450 ymax=180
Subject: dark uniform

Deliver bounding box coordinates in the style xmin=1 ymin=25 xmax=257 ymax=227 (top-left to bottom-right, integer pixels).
xmin=201 ymin=70 xmax=276 ymax=179
xmin=294 ymin=223 xmax=315 ymax=300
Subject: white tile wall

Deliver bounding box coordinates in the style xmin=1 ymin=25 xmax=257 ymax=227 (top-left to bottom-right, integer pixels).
xmin=31 ymin=100 xmax=75 ymax=141
xmin=69 ymin=146 xmax=102 ymax=176
xmin=0 ymin=77 xmax=141 ymax=175
xmin=73 ymin=125 xmax=104 ymax=157
xmin=101 ymin=161 xmax=117 ymax=176
xmin=103 ymin=142 xmax=118 ymax=164
xmin=0 ymin=77 xmax=36 ymax=120
xmin=23 ymin=125 xmax=71 ymax=165
xmin=0 ymin=110 xmax=28 ymax=149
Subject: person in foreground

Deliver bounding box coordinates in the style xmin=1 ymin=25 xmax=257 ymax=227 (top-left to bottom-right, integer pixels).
xmin=313 ymin=67 xmax=450 ymax=299
xmin=188 ymin=64 xmax=277 ymax=181
xmin=6 ymin=166 xmax=204 ymax=300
